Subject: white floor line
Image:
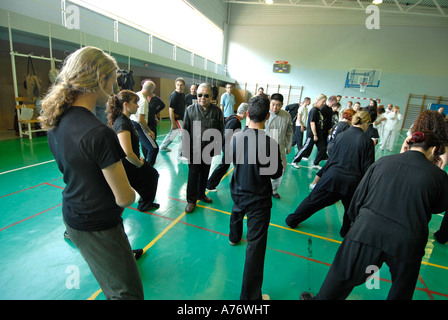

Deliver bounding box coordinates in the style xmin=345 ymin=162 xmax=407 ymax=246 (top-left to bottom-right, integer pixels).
xmin=0 ymin=160 xmax=56 ymax=175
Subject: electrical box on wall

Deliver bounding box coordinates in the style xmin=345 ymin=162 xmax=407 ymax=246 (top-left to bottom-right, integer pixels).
xmin=273 ymin=61 xmax=290 ymax=73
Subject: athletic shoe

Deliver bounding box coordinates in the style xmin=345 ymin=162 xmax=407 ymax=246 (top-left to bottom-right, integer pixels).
xmin=302 ymin=157 xmax=308 ymax=161
xmin=311 ymin=165 xmax=322 ymax=170
xmin=272 ymin=193 xmax=280 ymax=199
xmin=291 ymin=162 xmax=300 ymax=169
xmin=207 ymin=188 xmax=217 ymax=192
xmin=309 ymin=183 xmax=316 ymax=189
xmin=160 ymin=148 xmax=171 ymax=152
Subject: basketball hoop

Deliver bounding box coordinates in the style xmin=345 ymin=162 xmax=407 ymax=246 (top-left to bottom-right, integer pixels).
xmin=359 ymin=83 xmax=367 ymax=93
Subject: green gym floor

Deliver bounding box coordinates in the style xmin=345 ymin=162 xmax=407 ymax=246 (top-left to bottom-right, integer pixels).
xmin=1 ymin=119 xmax=447 ymax=301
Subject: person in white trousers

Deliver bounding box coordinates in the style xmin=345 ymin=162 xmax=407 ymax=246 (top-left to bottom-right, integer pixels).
xmin=380 ymin=106 xmax=402 ymax=151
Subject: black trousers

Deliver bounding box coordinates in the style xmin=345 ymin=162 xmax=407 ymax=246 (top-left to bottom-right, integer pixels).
xmin=187 ymin=162 xmax=212 ymax=204
xmin=292 ymin=135 xmax=327 ymax=166
xmin=286 ymin=186 xmax=352 ymax=236
xmin=230 ymin=204 xmax=271 ymax=300
xmin=206 ymin=155 xmax=231 ymax=190
xmin=435 ymin=210 xmax=448 ymax=243
xmin=315 ymin=238 xmax=421 ymax=300
xmin=124 ymin=160 xmax=159 ymax=209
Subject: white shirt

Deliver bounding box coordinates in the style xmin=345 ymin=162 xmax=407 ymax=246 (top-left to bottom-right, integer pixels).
xmin=130 ymin=91 xmax=148 ymax=122
xmin=296 ymin=104 xmax=309 ymax=127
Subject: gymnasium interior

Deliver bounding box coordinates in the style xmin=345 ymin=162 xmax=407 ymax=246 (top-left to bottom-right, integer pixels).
xmin=1 ymin=0 xmax=447 ymax=302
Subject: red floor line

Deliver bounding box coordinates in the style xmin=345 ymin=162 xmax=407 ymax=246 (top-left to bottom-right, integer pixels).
xmin=44 ymin=182 xmax=64 ymax=190
xmin=418 ymin=274 xmax=435 ymax=300
xmin=0 ymin=203 xmax=62 ymax=232
xmin=0 ymin=183 xmax=47 ymax=199
xmin=6 ymin=185 xmax=448 ymax=299
xmin=134 ymin=204 xmax=448 ymax=299
xmin=0 ymin=177 xmax=63 ymax=199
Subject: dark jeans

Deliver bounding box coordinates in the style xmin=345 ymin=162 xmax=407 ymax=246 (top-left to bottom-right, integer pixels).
xmin=230 ymin=204 xmax=271 ymax=300
xmin=132 ymin=120 xmax=159 ymax=167
xmin=316 ymin=238 xmax=421 ymax=300
xmin=292 ymin=126 xmax=305 ymax=149
xmin=187 ymin=162 xmax=212 ymax=203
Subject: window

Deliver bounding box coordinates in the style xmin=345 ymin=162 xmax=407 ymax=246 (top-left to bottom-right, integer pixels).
xmin=71 ymin=0 xmax=223 ymax=63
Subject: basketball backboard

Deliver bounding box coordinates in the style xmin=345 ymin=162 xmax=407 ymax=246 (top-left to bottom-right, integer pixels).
xmin=345 ymin=68 xmax=381 ymax=90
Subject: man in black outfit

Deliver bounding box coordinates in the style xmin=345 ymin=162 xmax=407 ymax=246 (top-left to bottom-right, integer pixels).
xmin=301 ymin=132 xmax=448 ymax=300
xmin=182 ymin=83 xmax=224 ymax=213
xmin=320 ymin=95 xmax=337 ymax=160
xmin=291 ymin=94 xmax=327 ymax=169
xmin=229 ymin=94 xmax=283 ymax=300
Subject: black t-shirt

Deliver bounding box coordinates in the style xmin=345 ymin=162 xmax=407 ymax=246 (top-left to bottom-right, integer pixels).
xmin=169 ymin=91 xmax=186 ymax=121
xmin=285 ymin=103 xmax=299 ymax=123
xmin=306 ymin=107 xmax=323 ymax=137
xmin=365 ymin=124 xmax=379 ymax=140
xmin=48 ymin=107 xmax=126 ymax=231
xmin=320 ymin=104 xmax=333 ymax=132
xmin=230 ymin=128 xmax=283 ymax=210
xmin=113 ymin=113 xmax=140 ymax=158
xmin=147 ymin=96 xmax=165 ymax=133
xmin=185 ymin=94 xmax=197 ymax=107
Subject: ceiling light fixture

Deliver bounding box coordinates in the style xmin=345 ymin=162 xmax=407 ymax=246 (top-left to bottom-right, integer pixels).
xmin=372 ymin=0 xmax=383 ymax=4
xmin=266 ymin=0 xmax=274 ymax=4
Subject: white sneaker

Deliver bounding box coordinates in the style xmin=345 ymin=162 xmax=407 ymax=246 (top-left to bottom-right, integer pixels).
xmin=309 ymin=183 xmax=316 ymax=189
xmin=291 ymin=162 xmax=300 ymax=169
xmin=311 ymin=165 xmax=322 ymax=170
xmin=302 ymin=157 xmax=308 ymax=161
xmin=178 ymin=156 xmax=188 ymax=161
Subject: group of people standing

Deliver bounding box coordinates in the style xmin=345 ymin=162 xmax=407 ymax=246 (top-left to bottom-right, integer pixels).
xmin=38 ymin=46 xmax=448 ymax=301
xmin=282 ymin=94 xmax=448 ymax=300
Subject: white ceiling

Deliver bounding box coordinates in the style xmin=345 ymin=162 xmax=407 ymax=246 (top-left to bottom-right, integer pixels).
xmin=223 ymin=0 xmax=448 ymax=18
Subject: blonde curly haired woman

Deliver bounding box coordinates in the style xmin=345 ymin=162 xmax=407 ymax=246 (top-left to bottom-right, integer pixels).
xmin=40 ymin=46 xmax=143 ymax=300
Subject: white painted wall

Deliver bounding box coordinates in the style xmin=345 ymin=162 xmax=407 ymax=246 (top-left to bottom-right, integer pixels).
xmin=225 ymin=8 xmax=448 ymax=127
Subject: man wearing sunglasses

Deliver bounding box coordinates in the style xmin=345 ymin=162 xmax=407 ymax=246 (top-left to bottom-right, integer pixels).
xmin=182 ymin=83 xmax=224 ymax=213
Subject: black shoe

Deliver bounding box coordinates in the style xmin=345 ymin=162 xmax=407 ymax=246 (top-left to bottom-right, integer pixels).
xmin=185 ymin=203 xmax=196 ymax=213
xmin=198 ymin=196 xmax=213 ymax=203
xmin=434 ymin=230 xmax=448 ymax=244
xmin=300 ymin=291 xmax=314 ymax=300
xmin=138 ymin=201 xmax=160 ymax=212
xmin=272 ymin=193 xmax=281 ymax=199
xmin=133 ymin=249 xmax=143 ymax=260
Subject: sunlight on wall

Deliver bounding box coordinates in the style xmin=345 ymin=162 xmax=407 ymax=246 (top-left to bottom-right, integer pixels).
xmin=72 ymin=0 xmax=223 ymax=63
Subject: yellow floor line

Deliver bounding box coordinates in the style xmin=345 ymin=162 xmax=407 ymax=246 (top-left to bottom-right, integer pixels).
xmin=87 ymin=210 xmax=187 ymax=300
xmin=196 ymin=205 xmax=448 ymax=271
xmin=88 ymin=165 xmax=447 ymax=300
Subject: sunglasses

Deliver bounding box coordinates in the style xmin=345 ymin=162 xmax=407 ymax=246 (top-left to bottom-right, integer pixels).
xmin=197 ymin=93 xmax=210 ymax=98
